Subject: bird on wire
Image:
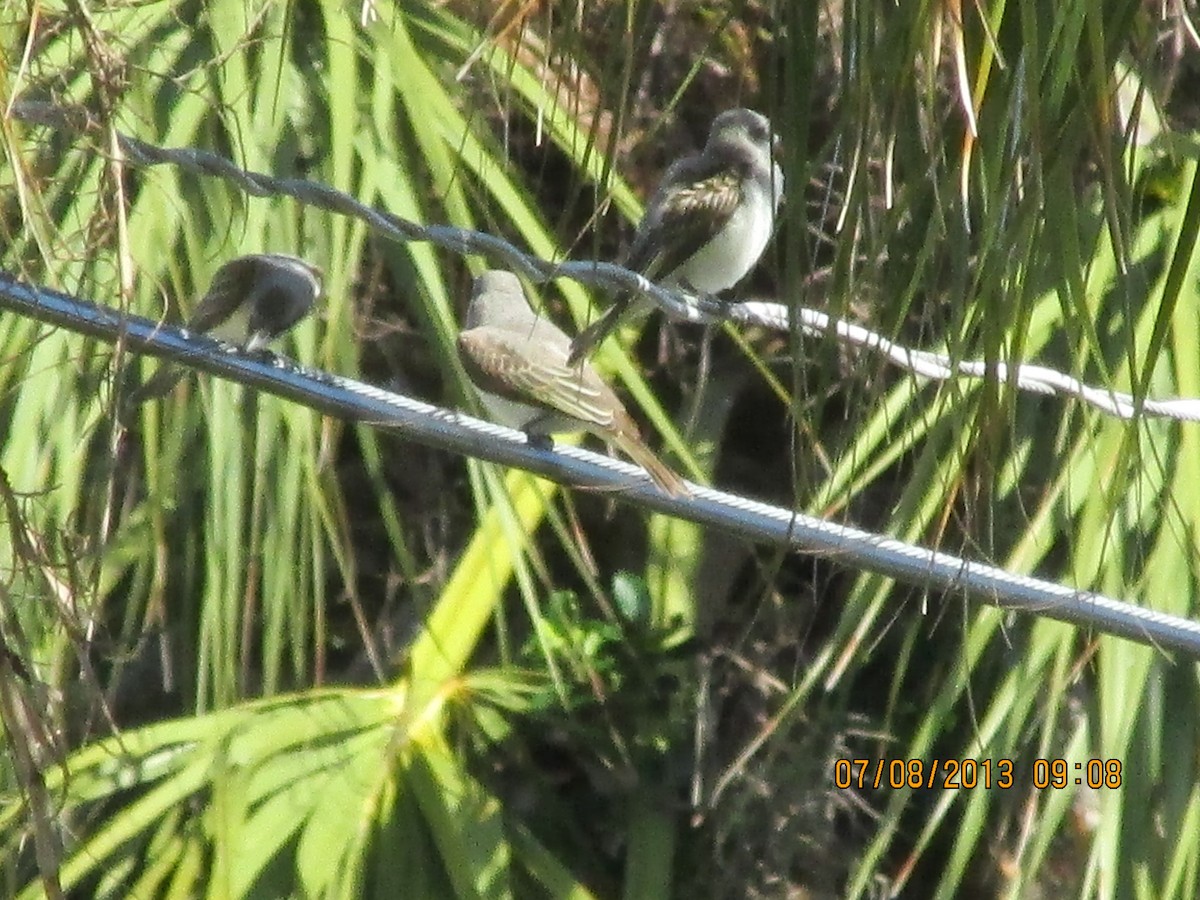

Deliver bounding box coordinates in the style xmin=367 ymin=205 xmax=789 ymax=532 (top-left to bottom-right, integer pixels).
xmin=568 ymin=107 xmax=783 ymax=364
xmin=121 ymin=252 xmax=322 ymax=416
xmin=458 ymin=269 xmax=689 ymax=497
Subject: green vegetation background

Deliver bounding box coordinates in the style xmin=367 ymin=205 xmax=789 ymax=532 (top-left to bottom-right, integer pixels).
xmin=3 ymin=1 xmax=1200 ymax=897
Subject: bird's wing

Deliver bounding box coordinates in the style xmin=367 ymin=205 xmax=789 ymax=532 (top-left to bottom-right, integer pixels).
xmin=458 ymin=328 xmax=621 ymax=429
xmin=568 ymin=153 xmax=744 ymax=362
xmin=625 ymin=153 xmax=745 ymax=282
xmin=187 ymin=257 xmax=258 ymax=334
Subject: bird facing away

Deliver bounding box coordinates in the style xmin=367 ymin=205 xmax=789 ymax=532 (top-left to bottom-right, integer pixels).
xmin=121 ymin=253 xmax=322 ymax=413
xmin=569 ymin=107 xmax=783 ymax=363
xmin=457 ymin=270 xmax=689 ymax=497
xmin=187 ymin=253 xmax=323 ymax=351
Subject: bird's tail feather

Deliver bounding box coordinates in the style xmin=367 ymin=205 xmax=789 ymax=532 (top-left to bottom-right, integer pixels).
xmin=615 ymin=434 xmax=689 ymax=497
xmin=568 ymin=297 xmax=628 ymax=364
xmin=118 ymin=366 xmax=186 ymax=426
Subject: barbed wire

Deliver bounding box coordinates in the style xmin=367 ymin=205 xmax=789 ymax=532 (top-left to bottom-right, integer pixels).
xmin=4 ymin=268 xmax=1200 ymax=658
xmin=14 ymin=100 xmax=1200 ymax=423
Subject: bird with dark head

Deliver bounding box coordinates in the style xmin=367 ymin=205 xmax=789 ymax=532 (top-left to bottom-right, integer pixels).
xmin=121 ymin=253 xmax=322 ymax=414
xmin=186 ymin=253 xmax=323 ymax=352
xmin=458 ymin=270 xmax=689 ymax=497
xmin=568 ymin=108 xmax=783 ymax=363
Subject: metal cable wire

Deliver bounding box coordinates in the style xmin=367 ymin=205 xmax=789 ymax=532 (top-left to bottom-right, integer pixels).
xmin=4 ymin=269 xmax=1200 ymax=657
xmin=14 ymin=100 xmax=1200 ymax=422
xmin=736 ymin=302 xmax=1200 ymax=422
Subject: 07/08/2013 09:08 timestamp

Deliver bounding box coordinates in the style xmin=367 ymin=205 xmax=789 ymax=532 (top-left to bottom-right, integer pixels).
xmin=833 ymin=758 xmax=1123 ymax=791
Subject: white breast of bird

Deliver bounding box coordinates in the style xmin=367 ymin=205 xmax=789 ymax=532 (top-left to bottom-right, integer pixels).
xmin=476 ymin=390 xmax=541 ymax=431
xmin=477 ymin=389 xmax=583 ymax=438
xmin=206 ymin=303 xmax=254 ymax=345
xmin=674 ymin=181 xmax=777 ymax=294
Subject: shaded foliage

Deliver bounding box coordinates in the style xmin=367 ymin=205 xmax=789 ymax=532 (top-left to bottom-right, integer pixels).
xmin=3 ymin=1 xmax=1200 ymax=898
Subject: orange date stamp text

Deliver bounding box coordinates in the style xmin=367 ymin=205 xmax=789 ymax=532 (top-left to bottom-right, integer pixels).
xmin=832 ymin=758 xmax=1123 ymax=790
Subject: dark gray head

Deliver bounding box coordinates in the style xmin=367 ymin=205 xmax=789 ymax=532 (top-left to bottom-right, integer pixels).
xmin=191 ymin=252 xmax=321 ymax=347
xmin=255 ymin=254 xmax=324 ymax=298
xmin=466 ymin=270 xmax=534 ymax=329
xmin=244 ymin=254 xmax=322 ymax=344
xmin=708 ymin=108 xmax=773 ymax=147
xmin=704 ymin=108 xmax=782 ymax=206
xmin=705 ymin=108 xmax=779 ymax=169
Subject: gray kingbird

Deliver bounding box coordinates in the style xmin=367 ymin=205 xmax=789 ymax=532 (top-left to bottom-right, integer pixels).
xmin=123 ymin=253 xmax=322 ymax=411
xmin=569 ymin=107 xmax=783 ymax=363
xmin=458 ymin=270 xmax=688 ymax=497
